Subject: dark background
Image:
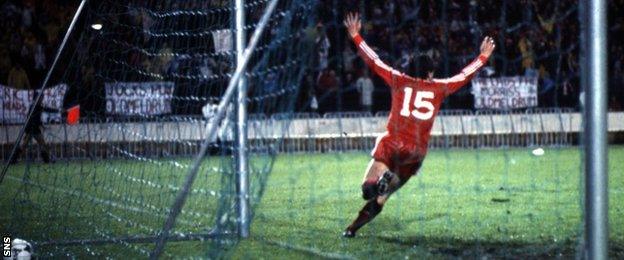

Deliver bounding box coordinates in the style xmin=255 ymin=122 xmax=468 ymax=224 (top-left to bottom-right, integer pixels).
xmin=1 ymin=0 xmax=623 ymax=119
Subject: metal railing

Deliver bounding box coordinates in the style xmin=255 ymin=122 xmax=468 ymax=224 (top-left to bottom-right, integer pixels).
xmin=2 ymin=108 xmax=617 ymax=161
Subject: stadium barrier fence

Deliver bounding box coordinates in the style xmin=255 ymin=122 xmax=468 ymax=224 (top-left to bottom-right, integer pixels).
xmin=2 ymin=108 xmax=623 ymax=161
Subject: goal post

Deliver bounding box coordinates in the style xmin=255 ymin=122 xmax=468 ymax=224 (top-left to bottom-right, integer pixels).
xmin=235 ymin=0 xmax=251 ymax=239
xmin=584 ymin=0 xmax=608 ymax=258
xmin=149 ymin=0 xmax=280 ymax=258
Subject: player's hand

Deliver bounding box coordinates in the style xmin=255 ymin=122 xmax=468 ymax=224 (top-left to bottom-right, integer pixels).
xmin=343 ymin=12 xmax=361 ymax=38
xmin=480 ymin=36 xmax=496 ymax=59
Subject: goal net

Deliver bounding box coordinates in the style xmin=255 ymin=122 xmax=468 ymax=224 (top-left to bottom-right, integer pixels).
xmin=1 ymin=0 xmax=621 ymax=259
xmin=1 ymin=0 xmax=316 ymax=258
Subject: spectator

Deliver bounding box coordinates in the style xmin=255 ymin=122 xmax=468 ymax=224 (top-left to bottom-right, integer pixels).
xmin=199 ymin=57 xmax=215 ymax=80
xmin=8 ymin=63 xmax=31 ymax=90
xmin=533 ymin=1 xmax=556 ymax=35
xmin=316 ymin=69 xmax=339 ymax=113
xmin=538 ymin=65 xmax=556 ymax=106
xmin=33 ymin=41 xmax=46 ymax=84
xmin=315 ymin=23 xmax=330 ymax=71
xmin=263 ymin=72 xmax=279 ymax=96
xmin=142 ymin=58 xmax=154 ymax=73
xmin=22 ymin=2 xmax=34 ymax=28
xmin=518 ymin=34 xmax=535 ymax=75
xmin=317 ymin=69 xmax=337 ymax=93
xmin=81 ymin=65 xmax=96 ymax=93
xmin=43 ymin=17 xmax=60 ymax=45
xmin=355 ymin=69 xmax=375 ymax=112
xmin=0 ymin=49 xmax=11 ymax=82
xmin=1 ymin=0 xmax=623 ymax=116
xmin=342 ymin=43 xmax=356 ymax=72
xmin=298 ymin=73 xmax=318 ymax=113
xmin=158 ymin=43 xmax=173 ymax=74
xmin=309 ymin=87 xmax=319 ymax=113
xmin=33 ymin=42 xmax=46 ymax=70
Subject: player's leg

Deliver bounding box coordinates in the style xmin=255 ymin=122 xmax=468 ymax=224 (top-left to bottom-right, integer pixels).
xmin=344 ymin=133 xmax=395 ymax=237
xmin=375 ymin=173 xmax=408 ymax=205
xmin=344 ymin=160 xmax=395 ymax=237
xmin=9 ymin=134 xmax=32 ymax=164
xmin=377 ymin=161 xmax=421 ymax=205
xmin=343 ymin=198 xmax=383 ymax=237
xmin=33 ymin=133 xmax=53 ymax=163
xmin=344 ymin=133 xmax=401 ymax=237
xmin=344 ymin=162 xmax=421 ymax=237
xmin=353 ymin=174 xmax=408 ymax=237
xmin=361 ymin=159 xmax=391 ymax=199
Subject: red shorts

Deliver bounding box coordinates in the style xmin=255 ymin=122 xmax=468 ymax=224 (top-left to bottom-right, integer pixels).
xmin=371 ymin=132 xmax=424 ymax=180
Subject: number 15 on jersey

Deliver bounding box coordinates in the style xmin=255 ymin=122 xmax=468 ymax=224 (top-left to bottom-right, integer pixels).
xmin=400 ymin=87 xmax=435 ymax=120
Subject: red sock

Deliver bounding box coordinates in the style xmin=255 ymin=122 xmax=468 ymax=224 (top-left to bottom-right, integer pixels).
xmin=347 ymin=199 xmax=383 ymax=233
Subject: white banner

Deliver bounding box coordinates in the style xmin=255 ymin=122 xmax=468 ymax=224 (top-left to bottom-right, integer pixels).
xmin=0 ymin=84 xmax=67 ymax=124
xmin=105 ymin=82 xmax=175 ymax=115
xmin=471 ymin=76 xmax=538 ymax=110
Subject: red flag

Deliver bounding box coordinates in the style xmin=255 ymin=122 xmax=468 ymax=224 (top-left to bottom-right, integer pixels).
xmin=67 ymin=105 xmax=80 ymax=125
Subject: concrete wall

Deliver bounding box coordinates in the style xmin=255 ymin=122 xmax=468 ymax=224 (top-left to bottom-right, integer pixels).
xmin=1 ymin=111 xmax=622 ymax=160
xmin=2 ymin=111 xmax=623 ymax=144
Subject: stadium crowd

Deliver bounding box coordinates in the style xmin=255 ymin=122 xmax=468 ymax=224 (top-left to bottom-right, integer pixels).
xmin=305 ymin=0 xmax=624 ymax=113
xmin=0 ymin=0 xmax=79 ymax=90
xmin=1 ymin=0 xmax=623 ymax=116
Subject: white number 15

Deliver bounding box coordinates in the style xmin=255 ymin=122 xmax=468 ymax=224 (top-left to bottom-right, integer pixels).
xmin=399 ymin=88 xmax=434 ymax=120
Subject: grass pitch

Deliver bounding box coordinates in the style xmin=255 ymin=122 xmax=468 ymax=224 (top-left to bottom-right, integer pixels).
xmin=1 ymin=146 xmax=623 ymax=258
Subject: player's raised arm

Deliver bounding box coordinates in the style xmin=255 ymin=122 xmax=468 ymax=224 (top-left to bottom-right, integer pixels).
xmin=344 ymin=12 xmax=401 ymax=87
xmin=435 ymin=36 xmax=496 ymax=95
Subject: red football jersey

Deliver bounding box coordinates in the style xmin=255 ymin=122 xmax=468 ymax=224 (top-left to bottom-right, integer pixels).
xmin=352 ymin=34 xmax=488 ymax=156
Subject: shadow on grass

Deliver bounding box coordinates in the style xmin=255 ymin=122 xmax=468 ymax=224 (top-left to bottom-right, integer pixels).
xmin=376 ymin=235 xmax=624 ymax=259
